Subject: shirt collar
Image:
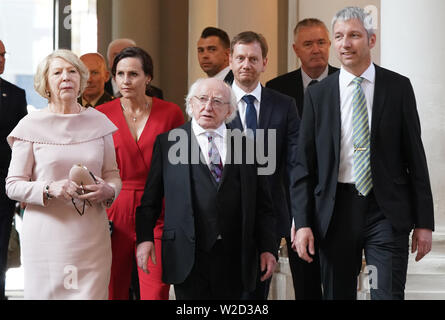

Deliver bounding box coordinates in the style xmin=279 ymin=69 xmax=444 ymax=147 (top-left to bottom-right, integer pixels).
xmin=301 ymin=65 xmax=329 ymax=88
xmin=232 ymin=81 xmax=262 ymax=104
xmin=213 ymin=66 xmax=231 ymax=81
xmin=340 ymin=63 xmax=375 ymax=87
xmin=191 ymin=118 xmax=226 ymax=138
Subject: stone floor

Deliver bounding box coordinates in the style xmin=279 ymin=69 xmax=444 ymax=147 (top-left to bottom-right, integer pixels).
xmin=6 ymin=229 xmax=445 ymax=300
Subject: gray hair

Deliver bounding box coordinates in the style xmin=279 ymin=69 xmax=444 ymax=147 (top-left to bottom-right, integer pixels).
xmin=185 ymin=78 xmax=237 ymax=123
xmin=331 ymin=6 xmax=375 ymax=38
xmin=34 ymin=49 xmax=89 ymax=100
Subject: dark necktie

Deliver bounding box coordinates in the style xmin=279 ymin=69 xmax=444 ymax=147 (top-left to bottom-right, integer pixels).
xmin=242 ymin=95 xmax=257 ymax=136
xmin=308 ymin=79 xmax=318 ymax=86
xmin=206 ymin=132 xmax=223 ymax=183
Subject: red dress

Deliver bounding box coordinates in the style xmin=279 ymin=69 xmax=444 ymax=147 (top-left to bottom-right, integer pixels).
xmin=97 ymin=97 xmax=184 ymax=300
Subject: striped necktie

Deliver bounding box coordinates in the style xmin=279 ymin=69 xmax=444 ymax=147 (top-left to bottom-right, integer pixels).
xmin=205 ymin=132 xmax=223 ymax=183
xmin=352 ymin=77 xmax=373 ymax=196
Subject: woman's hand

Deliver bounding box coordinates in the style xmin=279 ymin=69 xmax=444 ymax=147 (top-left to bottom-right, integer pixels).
xmin=48 ymin=179 xmax=80 ymax=200
xmin=76 ymin=175 xmax=114 ymax=204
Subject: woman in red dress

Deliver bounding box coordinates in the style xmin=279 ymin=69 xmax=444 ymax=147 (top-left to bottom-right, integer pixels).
xmin=97 ymin=47 xmax=184 ymax=300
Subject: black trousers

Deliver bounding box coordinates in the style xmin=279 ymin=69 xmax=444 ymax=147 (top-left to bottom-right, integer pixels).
xmin=0 ymin=200 xmax=15 ymax=300
xmin=174 ymin=240 xmax=242 ymax=300
xmin=241 ymin=237 xmax=322 ymax=300
xmin=319 ymin=183 xmax=409 ymax=300
xmin=286 ymin=235 xmax=322 ymax=300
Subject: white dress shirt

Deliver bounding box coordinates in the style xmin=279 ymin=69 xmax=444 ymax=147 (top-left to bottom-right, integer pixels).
xmin=301 ymin=65 xmax=329 ymax=92
xmin=338 ymin=63 xmax=376 ymax=183
xmin=191 ymin=118 xmax=227 ymax=167
xmin=213 ymin=66 xmax=231 ymax=81
xmin=232 ymin=81 xmax=262 ymax=131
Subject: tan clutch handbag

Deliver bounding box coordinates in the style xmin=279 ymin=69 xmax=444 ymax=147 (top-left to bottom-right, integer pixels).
xmin=69 ymin=164 xmax=97 ymax=187
xmin=68 ymin=164 xmax=98 ymax=215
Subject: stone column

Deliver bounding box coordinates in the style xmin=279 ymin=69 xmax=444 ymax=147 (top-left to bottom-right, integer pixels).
xmin=381 ymin=0 xmax=445 ymax=230
xmin=111 ymin=0 xmax=161 ymax=85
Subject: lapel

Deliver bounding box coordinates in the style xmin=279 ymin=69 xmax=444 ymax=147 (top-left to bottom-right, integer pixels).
xmin=370 ymin=64 xmax=386 ymax=144
xmin=331 ymin=74 xmax=342 ymax=164
xmin=295 ymin=69 xmax=305 ymax=115
xmin=231 ymin=111 xmax=244 ymax=131
xmin=258 ymin=86 xmax=273 ymax=129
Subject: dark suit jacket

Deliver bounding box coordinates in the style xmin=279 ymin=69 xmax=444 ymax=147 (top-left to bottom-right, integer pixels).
xmin=292 ymin=64 xmax=434 ymax=241
xmin=77 ymin=91 xmax=114 ymax=108
xmin=135 ymin=121 xmax=276 ymax=291
xmin=0 ymin=78 xmax=27 ymax=203
xmin=266 ymin=65 xmax=338 ymax=118
xmin=230 ymin=86 xmax=300 ymax=238
xmin=104 ymin=79 xmax=164 ymax=99
xmin=223 ymin=70 xmax=234 ymax=85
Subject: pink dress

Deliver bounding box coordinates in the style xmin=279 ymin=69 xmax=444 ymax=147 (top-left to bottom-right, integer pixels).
xmin=5 ymin=107 xmax=122 ymax=300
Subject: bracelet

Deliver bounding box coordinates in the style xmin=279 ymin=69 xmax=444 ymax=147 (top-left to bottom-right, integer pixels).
xmin=45 ymin=184 xmax=53 ymax=200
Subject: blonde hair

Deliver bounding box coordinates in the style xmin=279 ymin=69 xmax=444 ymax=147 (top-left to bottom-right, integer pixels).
xmin=34 ymin=49 xmax=89 ymax=99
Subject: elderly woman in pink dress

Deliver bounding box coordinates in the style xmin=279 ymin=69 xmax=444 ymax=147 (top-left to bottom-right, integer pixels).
xmin=5 ymin=49 xmax=121 ymax=299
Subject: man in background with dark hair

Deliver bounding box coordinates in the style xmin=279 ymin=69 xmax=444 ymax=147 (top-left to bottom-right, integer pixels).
xmin=197 ymin=27 xmax=234 ymax=84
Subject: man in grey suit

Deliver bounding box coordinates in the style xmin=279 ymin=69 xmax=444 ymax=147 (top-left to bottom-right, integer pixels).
xmin=0 ymin=40 xmax=27 ymax=300
xmin=293 ymin=7 xmax=434 ymax=300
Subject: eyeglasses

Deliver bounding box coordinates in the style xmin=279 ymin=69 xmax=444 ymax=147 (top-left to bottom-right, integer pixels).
xmin=194 ymin=95 xmax=229 ymax=108
xmin=71 ymin=172 xmax=97 ymax=216
xmin=0 ymin=52 xmax=8 ymax=58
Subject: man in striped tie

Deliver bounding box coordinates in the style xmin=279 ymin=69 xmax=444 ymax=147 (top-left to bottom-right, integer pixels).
xmin=292 ymin=6 xmax=434 ymax=300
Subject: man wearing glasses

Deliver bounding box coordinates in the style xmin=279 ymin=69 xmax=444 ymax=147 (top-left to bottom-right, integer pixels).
xmin=135 ymin=78 xmax=277 ymax=299
xmin=0 ymin=39 xmax=27 ymax=300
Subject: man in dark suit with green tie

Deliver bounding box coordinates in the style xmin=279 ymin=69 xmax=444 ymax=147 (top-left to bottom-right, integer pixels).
xmin=293 ymin=7 xmax=434 ymax=300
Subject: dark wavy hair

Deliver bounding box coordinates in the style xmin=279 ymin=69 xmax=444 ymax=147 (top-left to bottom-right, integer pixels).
xmin=111 ymin=46 xmax=154 ymax=80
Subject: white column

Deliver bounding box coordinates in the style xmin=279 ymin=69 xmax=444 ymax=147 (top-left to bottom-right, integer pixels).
xmin=381 ymin=0 xmax=445 ymax=229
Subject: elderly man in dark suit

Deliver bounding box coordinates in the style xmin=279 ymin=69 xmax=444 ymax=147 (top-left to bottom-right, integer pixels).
xmin=266 ymin=18 xmax=337 ymax=300
xmin=228 ymin=31 xmax=300 ymax=300
xmin=293 ymin=7 xmax=434 ymax=300
xmin=135 ymin=77 xmax=277 ymax=300
xmin=0 ymin=39 xmax=27 ymax=300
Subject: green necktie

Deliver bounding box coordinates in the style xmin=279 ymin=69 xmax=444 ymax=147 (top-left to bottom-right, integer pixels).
xmin=352 ymin=77 xmax=373 ymax=196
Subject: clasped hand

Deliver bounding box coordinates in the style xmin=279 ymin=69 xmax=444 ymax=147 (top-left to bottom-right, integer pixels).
xmin=48 ymin=176 xmax=114 ymax=204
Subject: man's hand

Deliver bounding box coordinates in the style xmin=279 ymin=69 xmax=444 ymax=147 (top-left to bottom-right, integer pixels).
xmin=412 ymin=228 xmax=432 ymax=262
xmin=294 ymin=227 xmax=315 ymax=263
xmin=260 ymin=252 xmax=277 ymax=282
xmin=136 ymin=241 xmax=156 ymax=274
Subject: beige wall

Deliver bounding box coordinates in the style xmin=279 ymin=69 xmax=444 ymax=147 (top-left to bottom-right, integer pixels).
xmin=97 ymin=0 xmax=188 ymax=110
